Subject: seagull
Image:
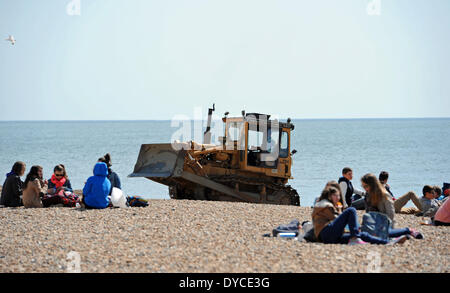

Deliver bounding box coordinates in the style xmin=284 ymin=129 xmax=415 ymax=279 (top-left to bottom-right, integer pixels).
xmin=5 ymin=35 xmax=15 ymax=45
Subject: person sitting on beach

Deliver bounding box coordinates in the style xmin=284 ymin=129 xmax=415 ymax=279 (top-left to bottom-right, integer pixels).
xmin=325 ymin=180 xmax=346 ymax=208
xmin=420 ymin=185 xmax=442 ymax=218
xmin=98 ymin=153 xmax=121 ymax=193
xmin=0 ymin=161 xmax=26 ymax=207
xmin=361 ymin=173 xmax=423 ymax=239
xmin=81 ymin=162 xmax=111 ymax=209
xmin=439 ymin=183 xmax=450 ymax=201
xmin=433 ymin=196 xmax=450 ymax=226
xmin=313 ymin=181 xmax=346 ymax=208
xmin=338 ymin=167 xmax=365 ymax=208
xmin=43 ymin=164 xmax=78 ymax=207
xmin=23 ymin=166 xmax=47 ymax=208
xmin=311 ymin=186 xmax=408 ymax=245
xmin=47 ymin=164 xmax=73 ymax=195
xmin=361 ymin=173 xmax=395 ymax=222
xmin=379 ymin=171 xmax=422 ymax=214
xmin=379 ymin=171 xmax=394 ymax=198
xmin=433 ymin=186 xmax=442 ymax=200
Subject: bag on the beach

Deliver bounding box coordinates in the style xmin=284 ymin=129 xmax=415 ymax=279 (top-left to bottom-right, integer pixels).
xmin=272 ymin=219 xmax=299 ymax=237
xmin=42 ymin=191 xmax=79 ymax=208
xmin=127 ymin=196 xmax=148 ymax=207
xmin=361 ymin=212 xmax=391 ymax=240
xmin=351 ymin=198 xmax=366 ymax=210
xmin=301 ymin=221 xmax=318 ymax=242
xmin=303 ymin=228 xmax=318 ymax=242
xmin=111 ymin=188 xmax=128 ymax=208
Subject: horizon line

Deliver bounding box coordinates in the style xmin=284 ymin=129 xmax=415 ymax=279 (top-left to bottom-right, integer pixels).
xmin=0 ymin=116 xmax=450 ymax=122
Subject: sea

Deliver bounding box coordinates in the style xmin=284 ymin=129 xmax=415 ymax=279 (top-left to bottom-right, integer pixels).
xmin=0 ymin=118 xmax=449 ymax=207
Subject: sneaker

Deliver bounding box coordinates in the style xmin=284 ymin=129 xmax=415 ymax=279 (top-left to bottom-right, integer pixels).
xmin=388 ymin=235 xmax=408 ymax=245
xmin=409 ymin=228 xmax=424 ymax=239
xmin=348 ymin=237 xmax=367 ymax=245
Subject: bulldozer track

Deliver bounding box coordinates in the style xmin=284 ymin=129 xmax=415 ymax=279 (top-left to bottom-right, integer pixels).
xmin=208 ymin=175 xmax=300 ymax=206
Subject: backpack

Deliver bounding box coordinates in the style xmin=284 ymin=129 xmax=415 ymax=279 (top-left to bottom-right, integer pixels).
xmin=361 ymin=212 xmax=392 ymax=240
xmin=272 ymin=219 xmax=299 ymax=237
xmin=126 ymin=196 xmax=149 ymax=207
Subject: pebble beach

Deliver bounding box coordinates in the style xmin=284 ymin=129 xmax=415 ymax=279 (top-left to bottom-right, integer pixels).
xmin=0 ymin=185 xmax=448 ymax=273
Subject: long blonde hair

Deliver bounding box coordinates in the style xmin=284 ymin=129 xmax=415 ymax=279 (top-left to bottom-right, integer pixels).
xmin=361 ymin=173 xmax=389 ymax=206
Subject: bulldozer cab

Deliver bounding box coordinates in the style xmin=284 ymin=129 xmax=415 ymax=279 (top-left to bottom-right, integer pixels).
xmin=224 ymin=114 xmax=293 ymax=179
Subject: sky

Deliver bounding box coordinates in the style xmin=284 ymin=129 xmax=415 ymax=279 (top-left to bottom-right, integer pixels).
xmin=0 ymin=0 xmax=449 ymax=121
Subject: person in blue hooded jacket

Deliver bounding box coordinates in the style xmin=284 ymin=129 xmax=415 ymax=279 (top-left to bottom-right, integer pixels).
xmin=82 ymin=162 xmax=111 ymax=209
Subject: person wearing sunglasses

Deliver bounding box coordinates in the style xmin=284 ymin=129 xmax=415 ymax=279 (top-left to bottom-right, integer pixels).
xmin=47 ymin=164 xmax=73 ymax=195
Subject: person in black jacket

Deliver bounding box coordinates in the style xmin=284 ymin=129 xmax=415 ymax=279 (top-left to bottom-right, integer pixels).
xmin=98 ymin=153 xmax=121 ymax=194
xmin=338 ymin=167 xmax=365 ymax=208
xmin=0 ymin=161 xmax=26 ymax=207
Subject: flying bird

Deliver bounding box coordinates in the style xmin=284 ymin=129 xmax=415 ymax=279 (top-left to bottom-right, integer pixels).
xmin=5 ymin=35 xmax=15 ymax=45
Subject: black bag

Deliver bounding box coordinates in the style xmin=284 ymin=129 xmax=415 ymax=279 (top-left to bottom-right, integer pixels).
xmin=351 ymin=197 xmax=366 ymax=210
xmin=303 ymin=228 xmax=318 ymax=242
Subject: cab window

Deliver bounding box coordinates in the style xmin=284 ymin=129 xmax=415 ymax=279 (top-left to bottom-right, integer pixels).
xmin=279 ymin=131 xmax=289 ymax=158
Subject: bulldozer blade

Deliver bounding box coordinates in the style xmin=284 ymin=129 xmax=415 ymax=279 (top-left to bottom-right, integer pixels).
xmin=128 ymin=144 xmax=185 ymax=178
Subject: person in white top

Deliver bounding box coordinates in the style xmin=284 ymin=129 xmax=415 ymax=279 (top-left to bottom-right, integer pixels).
xmin=338 ymin=167 xmax=365 ymax=207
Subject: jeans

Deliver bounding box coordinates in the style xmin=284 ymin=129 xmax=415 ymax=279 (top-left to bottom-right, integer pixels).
xmin=319 ymin=207 xmax=389 ymax=245
xmin=388 ymin=227 xmax=411 ymax=238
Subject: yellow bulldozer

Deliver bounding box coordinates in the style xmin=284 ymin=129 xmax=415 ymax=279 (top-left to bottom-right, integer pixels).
xmin=129 ymin=105 xmax=300 ymax=206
